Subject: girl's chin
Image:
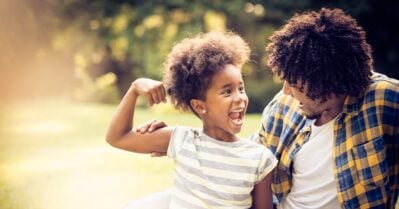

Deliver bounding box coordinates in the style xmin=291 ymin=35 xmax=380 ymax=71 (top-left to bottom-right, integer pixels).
xmin=230 ymin=125 xmax=242 ymax=134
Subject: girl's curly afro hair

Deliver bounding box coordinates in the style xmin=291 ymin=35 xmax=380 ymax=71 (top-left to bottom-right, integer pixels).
xmin=163 ymin=31 xmax=250 ymax=112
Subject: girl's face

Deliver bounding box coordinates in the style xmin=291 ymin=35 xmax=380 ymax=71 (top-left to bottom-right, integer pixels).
xmin=198 ymin=64 xmax=248 ymax=141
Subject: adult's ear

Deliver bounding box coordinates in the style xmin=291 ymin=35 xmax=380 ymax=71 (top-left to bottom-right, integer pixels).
xmin=190 ymin=99 xmax=206 ymax=116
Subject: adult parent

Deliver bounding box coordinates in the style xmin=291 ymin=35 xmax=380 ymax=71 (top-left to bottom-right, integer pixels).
xmin=133 ymin=8 xmax=399 ymax=209
xmin=251 ymin=7 xmax=399 ymax=209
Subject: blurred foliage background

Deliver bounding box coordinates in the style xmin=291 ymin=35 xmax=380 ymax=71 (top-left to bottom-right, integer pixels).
xmin=1 ymin=0 xmax=398 ymax=112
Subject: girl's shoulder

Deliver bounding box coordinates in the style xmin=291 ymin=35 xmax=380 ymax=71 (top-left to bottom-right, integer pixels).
xmin=172 ymin=126 xmax=199 ymax=137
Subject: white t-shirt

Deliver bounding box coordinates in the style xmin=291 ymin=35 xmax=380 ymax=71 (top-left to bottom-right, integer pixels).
xmin=167 ymin=126 xmax=278 ymax=209
xmin=278 ymin=119 xmax=341 ymax=209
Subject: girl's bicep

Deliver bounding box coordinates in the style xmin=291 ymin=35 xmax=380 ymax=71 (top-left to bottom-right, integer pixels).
xmin=112 ymin=126 xmax=174 ymax=153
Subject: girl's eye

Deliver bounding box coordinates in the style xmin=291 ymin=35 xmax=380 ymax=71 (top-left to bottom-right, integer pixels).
xmin=222 ymin=89 xmax=232 ymax=96
xmin=239 ymin=86 xmax=245 ymax=93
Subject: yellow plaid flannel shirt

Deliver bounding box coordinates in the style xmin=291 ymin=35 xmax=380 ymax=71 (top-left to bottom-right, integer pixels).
xmin=252 ymin=73 xmax=399 ymax=208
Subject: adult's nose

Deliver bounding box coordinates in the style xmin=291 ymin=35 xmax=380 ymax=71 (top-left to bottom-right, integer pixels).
xmin=283 ymin=81 xmax=292 ymax=96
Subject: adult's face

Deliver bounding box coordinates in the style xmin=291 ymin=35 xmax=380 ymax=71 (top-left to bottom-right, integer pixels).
xmin=282 ymin=81 xmax=337 ymax=120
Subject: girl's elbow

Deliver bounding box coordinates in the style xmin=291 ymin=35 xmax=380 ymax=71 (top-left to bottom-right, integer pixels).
xmin=105 ymin=137 xmax=114 ymax=146
xmin=105 ymin=133 xmax=119 ymax=146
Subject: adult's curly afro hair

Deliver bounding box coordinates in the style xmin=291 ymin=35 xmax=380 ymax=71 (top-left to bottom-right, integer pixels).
xmin=266 ymin=8 xmax=373 ymax=100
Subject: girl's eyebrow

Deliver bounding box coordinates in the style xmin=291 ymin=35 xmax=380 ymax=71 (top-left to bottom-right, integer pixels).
xmin=220 ymin=81 xmax=244 ymax=89
xmin=221 ymin=83 xmax=232 ymax=88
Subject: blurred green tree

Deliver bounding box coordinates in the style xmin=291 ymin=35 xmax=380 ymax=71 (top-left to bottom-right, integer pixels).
xmin=49 ymin=0 xmax=282 ymax=111
xmin=6 ymin=0 xmax=396 ymax=112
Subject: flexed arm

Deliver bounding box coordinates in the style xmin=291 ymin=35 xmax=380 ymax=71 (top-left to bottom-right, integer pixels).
xmin=106 ymin=78 xmax=173 ymax=153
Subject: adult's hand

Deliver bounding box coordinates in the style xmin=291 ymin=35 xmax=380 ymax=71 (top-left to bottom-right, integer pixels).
xmin=135 ymin=119 xmax=168 ymax=133
xmin=135 ymin=119 xmax=168 ymax=157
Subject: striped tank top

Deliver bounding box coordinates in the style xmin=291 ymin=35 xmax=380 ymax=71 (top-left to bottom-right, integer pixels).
xmin=167 ymin=126 xmax=277 ymax=209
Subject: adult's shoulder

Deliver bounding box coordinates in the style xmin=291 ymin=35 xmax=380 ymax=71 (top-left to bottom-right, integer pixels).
xmin=367 ymin=72 xmax=399 ymax=103
xmin=260 ymin=90 xmax=304 ymax=123
xmin=370 ymin=72 xmax=399 ymax=91
xmin=261 ymin=91 xmax=299 ymax=115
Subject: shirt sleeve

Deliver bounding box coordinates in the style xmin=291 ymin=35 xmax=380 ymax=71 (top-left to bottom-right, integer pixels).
xmin=167 ymin=126 xmax=189 ymax=159
xmin=255 ymin=147 xmax=278 ymax=184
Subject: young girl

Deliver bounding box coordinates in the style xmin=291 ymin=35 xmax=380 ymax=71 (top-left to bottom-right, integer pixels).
xmin=106 ymin=31 xmax=277 ymax=209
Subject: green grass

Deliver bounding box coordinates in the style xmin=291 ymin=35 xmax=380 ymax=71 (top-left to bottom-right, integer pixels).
xmin=0 ymin=100 xmax=262 ymax=209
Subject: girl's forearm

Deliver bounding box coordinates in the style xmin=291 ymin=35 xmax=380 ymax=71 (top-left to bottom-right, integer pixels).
xmin=105 ymin=78 xmax=169 ymax=152
xmin=106 ymin=84 xmax=138 ymax=145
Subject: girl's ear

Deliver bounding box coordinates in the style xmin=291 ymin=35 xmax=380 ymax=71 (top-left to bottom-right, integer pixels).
xmin=190 ymin=99 xmax=206 ymax=115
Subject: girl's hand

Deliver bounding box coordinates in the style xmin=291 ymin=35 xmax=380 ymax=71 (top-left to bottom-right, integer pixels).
xmin=131 ymin=78 xmax=167 ymax=106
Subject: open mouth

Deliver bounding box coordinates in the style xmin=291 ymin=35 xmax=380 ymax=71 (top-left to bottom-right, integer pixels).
xmin=228 ymin=109 xmax=244 ymax=126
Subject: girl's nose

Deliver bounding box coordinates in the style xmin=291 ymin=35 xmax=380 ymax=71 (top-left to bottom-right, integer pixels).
xmin=234 ymin=91 xmax=247 ymax=103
